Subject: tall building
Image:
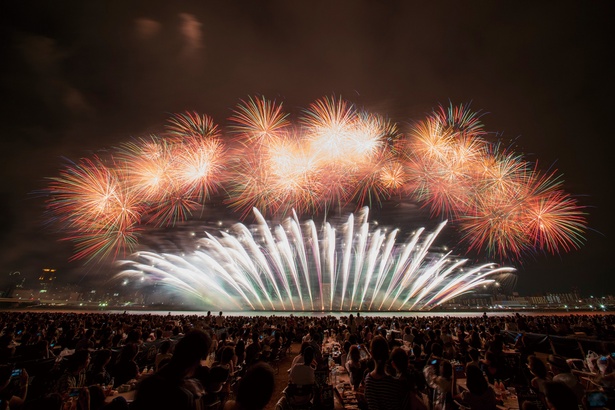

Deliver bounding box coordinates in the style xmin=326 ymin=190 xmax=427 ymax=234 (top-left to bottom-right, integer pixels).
xmin=38 ymin=268 xmax=57 ymax=292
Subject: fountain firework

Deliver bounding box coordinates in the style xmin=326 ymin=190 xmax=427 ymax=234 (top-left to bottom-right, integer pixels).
xmin=117 ymin=207 xmax=515 ymax=311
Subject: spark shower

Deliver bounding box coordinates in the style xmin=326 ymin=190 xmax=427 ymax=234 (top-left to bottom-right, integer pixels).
xmin=117 ymin=207 xmax=515 ymax=311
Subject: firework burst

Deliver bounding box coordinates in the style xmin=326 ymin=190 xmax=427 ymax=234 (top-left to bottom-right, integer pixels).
xmin=44 ymin=98 xmax=587 ymax=263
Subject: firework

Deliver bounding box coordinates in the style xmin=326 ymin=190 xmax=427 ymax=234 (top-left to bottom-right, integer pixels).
xmin=44 ymin=98 xmax=587 ymax=263
xmin=46 ymin=157 xmax=142 ymax=260
xmin=117 ymin=207 xmax=516 ymax=311
xmin=229 ymin=96 xmax=290 ymax=144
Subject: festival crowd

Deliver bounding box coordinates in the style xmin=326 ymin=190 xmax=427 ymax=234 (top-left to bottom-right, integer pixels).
xmin=0 ymin=310 xmax=614 ymax=410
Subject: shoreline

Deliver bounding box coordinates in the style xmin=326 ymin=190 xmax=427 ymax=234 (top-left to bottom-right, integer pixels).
xmin=2 ymin=305 xmax=612 ymax=318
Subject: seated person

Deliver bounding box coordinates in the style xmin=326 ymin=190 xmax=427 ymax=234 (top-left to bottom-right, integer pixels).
xmin=54 ymin=350 xmax=90 ymax=396
xmin=543 ymin=381 xmax=578 ymax=410
xmin=547 ymin=355 xmax=584 ymax=405
xmin=455 ymin=364 xmax=497 ymax=410
xmin=88 ymin=385 xmax=129 ymax=410
xmin=290 ymin=342 xmax=310 ymax=368
xmin=289 ymin=346 xmax=315 ymax=386
xmin=527 ymin=355 xmax=550 ymax=397
xmin=206 ymin=365 xmax=231 ymax=402
xmin=112 ymin=343 xmax=140 ymax=388
xmin=466 ymin=348 xmax=481 ymax=370
xmin=87 ymin=349 xmax=113 ymax=386
xmin=132 ymin=330 xmax=212 ymax=410
xmin=223 ymin=363 xmax=275 ymax=410
xmin=155 ymin=340 xmax=173 ymax=372
xmin=0 ymin=365 xmax=29 ymax=409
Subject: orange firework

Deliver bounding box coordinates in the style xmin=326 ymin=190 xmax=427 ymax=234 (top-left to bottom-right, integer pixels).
xmin=44 ymin=99 xmax=587 ymax=263
xmin=229 ymin=96 xmax=290 ymax=145
xmin=46 ymin=157 xmax=142 ymax=261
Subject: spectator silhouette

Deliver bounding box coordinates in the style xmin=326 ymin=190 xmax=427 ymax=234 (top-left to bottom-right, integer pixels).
xmin=223 ymin=362 xmax=275 ymax=410
xmin=132 ymin=329 xmax=212 ymax=410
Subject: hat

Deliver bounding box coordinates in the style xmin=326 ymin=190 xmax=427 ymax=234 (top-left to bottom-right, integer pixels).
xmin=547 ymin=355 xmax=570 ymax=371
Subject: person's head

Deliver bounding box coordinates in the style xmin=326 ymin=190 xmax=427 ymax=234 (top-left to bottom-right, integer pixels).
xmin=528 ymin=355 xmax=548 ymax=379
xmin=118 ymin=342 xmax=139 ymax=362
xmin=412 ymin=344 xmax=422 ymax=358
xmin=547 ymin=355 xmax=571 ymax=374
xmin=302 ymin=346 xmax=314 ymax=364
xmin=68 ymin=349 xmax=91 ymax=372
xmin=544 ymin=381 xmax=578 ymax=410
xmin=484 ymin=351 xmax=496 ymax=365
xmin=299 ymin=341 xmax=310 ymax=355
xmin=468 ymin=348 xmax=479 ymax=362
xmin=370 ymin=335 xmax=389 ymax=365
xmin=158 ymin=340 xmax=172 ymax=354
xmin=390 ymin=347 xmax=408 ymax=374
xmin=440 ymin=360 xmax=453 ymax=379
xmin=220 ymin=346 xmax=235 ymax=364
xmin=348 ymin=345 xmax=360 ymax=362
xmin=235 ymin=363 xmax=275 ymax=410
xmin=92 ymin=349 xmax=112 ymax=369
xmin=85 ymin=328 xmax=94 ymax=339
xmin=466 ymin=364 xmax=488 ymax=395
xmin=0 ymin=335 xmax=16 ymax=356
xmin=431 ymin=342 xmax=443 ymax=357
xmin=170 ymin=329 xmax=212 ymax=376
xmin=88 ymin=385 xmax=106 ymax=410
xmin=192 ymin=365 xmax=210 ymax=387
xmin=209 ymin=365 xmax=230 ymax=385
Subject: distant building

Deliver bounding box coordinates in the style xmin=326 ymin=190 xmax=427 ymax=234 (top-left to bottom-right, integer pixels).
xmin=38 ymin=268 xmax=57 ymax=291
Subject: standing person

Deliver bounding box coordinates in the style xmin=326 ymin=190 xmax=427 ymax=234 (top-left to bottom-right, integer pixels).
xmin=424 ymin=359 xmax=455 ymax=410
xmin=216 ymin=312 xmax=225 ymax=329
xmin=132 ymin=329 xmax=212 ymax=410
xmin=345 ymin=345 xmax=366 ymax=391
xmin=364 ymin=336 xmax=407 ymax=410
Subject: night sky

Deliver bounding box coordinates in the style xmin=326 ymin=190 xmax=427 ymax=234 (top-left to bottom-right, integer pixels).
xmin=0 ymin=1 xmax=613 ymax=296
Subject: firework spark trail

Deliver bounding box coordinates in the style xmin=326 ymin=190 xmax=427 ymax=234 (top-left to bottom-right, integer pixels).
xmin=46 ymin=97 xmax=587 ymax=263
xmin=118 ymin=208 xmax=515 ymax=311
xmin=339 ymin=213 xmax=354 ymax=310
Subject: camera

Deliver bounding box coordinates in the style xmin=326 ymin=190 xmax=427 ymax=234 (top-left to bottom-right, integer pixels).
xmin=11 ymin=369 xmax=22 ymax=378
